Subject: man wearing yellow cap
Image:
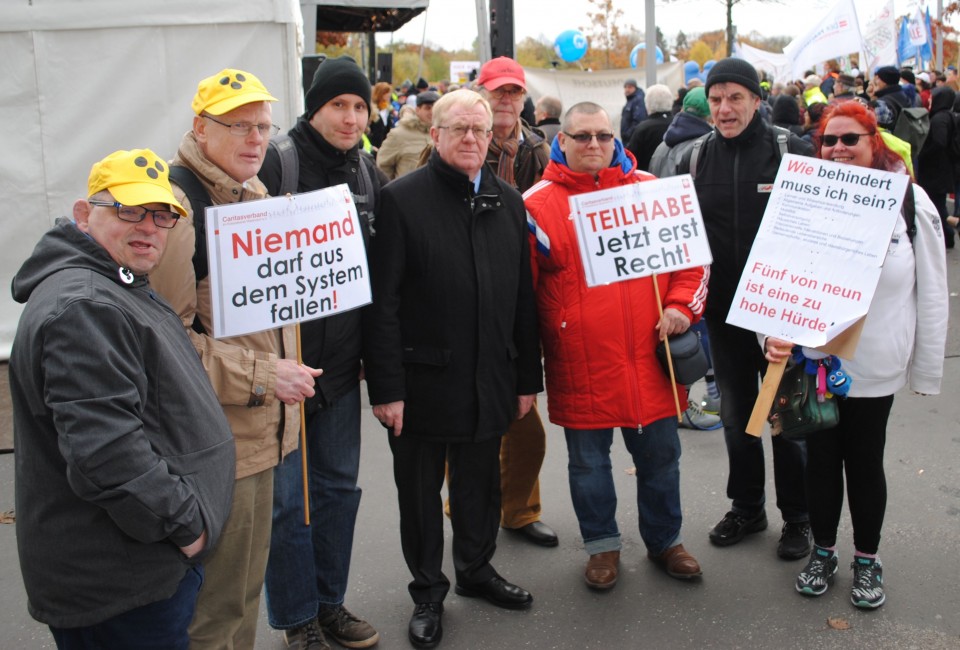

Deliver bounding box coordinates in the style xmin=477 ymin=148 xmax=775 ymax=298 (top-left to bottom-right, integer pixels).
xmin=149 ymin=69 xmax=322 ymax=648
xmin=10 ymin=149 xmax=236 ymax=649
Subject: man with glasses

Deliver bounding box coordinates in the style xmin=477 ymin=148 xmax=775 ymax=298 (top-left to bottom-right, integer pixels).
xmin=363 ymin=89 xmax=542 ymax=648
xmin=675 ymin=58 xmax=815 ymax=562
xmin=10 ymin=149 xmax=236 ymax=649
xmin=525 ymin=103 xmax=708 ymax=591
xmin=257 ymin=55 xmax=380 ymax=650
xmin=473 ymin=56 xmax=558 ymax=550
xmin=150 ymin=69 xmax=321 ymax=649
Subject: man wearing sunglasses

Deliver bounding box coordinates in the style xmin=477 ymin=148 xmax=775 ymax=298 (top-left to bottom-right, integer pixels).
xmin=150 ymin=69 xmax=321 ymax=649
xmin=677 ymin=58 xmax=815 ymax=563
xmin=10 ymin=149 xmax=236 ymax=649
xmin=525 ymin=102 xmax=708 ymax=589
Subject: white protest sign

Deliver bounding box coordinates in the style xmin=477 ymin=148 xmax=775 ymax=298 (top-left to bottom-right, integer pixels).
xmin=205 ymin=184 xmax=371 ymax=339
xmin=727 ymin=154 xmax=909 ymax=347
xmin=569 ymin=174 xmax=712 ymax=287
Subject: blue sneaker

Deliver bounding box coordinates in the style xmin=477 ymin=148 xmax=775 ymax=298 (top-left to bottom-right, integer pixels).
xmin=851 ymin=557 xmax=885 ymax=609
xmin=680 ymin=401 xmax=722 ymax=430
xmin=795 ymin=546 xmax=838 ymax=596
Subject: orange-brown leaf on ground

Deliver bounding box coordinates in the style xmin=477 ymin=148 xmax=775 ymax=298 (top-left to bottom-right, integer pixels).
xmin=827 ymin=616 xmax=850 ymax=630
xmin=0 ymin=510 xmax=14 ymax=524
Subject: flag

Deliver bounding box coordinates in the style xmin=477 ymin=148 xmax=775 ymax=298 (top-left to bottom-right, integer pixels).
xmin=861 ymin=0 xmax=897 ymax=72
xmin=783 ymin=0 xmax=863 ymax=80
xmin=898 ymin=6 xmax=934 ymax=65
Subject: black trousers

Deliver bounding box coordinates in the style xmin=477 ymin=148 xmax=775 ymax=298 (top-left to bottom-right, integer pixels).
xmin=388 ymin=433 xmax=501 ymax=603
xmin=805 ymin=395 xmax=893 ymax=555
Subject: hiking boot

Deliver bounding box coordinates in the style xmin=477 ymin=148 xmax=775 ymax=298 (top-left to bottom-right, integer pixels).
xmin=777 ymin=521 xmax=812 ymax=560
xmin=850 ymin=557 xmax=886 ymax=609
xmin=317 ymin=605 xmax=380 ymax=648
xmin=680 ymin=400 xmax=723 ymax=430
xmin=709 ymin=510 xmax=768 ymax=546
xmin=699 ymin=393 xmax=721 ymax=415
xmin=284 ymin=619 xmax=330 ymax=650
xmin=795 ymin=546 xmax=838 ymax=596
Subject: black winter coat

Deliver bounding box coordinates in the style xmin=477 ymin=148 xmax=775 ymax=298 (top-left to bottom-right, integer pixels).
xmin=259 ymin=117 xmax=378 ymax=412
xmin=363 ymin=151 xmax=543 ymax=442
xmin=626 ymin=112 xmax=672 ymax=172
xmin=681 ymin=113 xmax=814 ymax=319
xmin=918 ymin=86 xmax=957 ymax=194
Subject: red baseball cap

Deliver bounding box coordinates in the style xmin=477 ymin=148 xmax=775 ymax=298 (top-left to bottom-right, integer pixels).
xmin=476 ymin=57 xmax=526 ymax=91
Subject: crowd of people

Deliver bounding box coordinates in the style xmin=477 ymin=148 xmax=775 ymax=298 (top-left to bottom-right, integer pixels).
xmin=9 ymin=51 xmax=948 ymax=650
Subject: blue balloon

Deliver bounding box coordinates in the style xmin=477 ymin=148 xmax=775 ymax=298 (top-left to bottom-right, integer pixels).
xmin=683 ymin=60 xmax=700 ymax=84
xmin=630 ymin=43 xmax=664 ymax=68
xmin=554 ymin=29 xmax=588 ymax=63
xmin=703 ymin=59 xmax=717 ymax=72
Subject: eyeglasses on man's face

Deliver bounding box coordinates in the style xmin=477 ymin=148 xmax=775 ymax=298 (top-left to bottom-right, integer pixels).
xmin=563 ymin=132 xmax=616 ymax=144
xmin=203 ymin=115 xmax=280 ymax=137
xmin=487 ymin=86 xmax=525 ymax=100
xmin=88 ymin=200 xmax=180 ymax=229
xmin=438 ymin=125 xmax=492 ymax=139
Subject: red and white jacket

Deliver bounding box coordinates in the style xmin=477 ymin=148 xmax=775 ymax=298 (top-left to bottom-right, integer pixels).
xmin=524 ymin=152 xmax=708 ymax=430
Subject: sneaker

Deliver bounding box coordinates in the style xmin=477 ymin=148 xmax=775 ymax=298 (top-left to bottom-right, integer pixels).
xmin=680 ymin=400 xmax=723 ymax=430
xmin=709 ymin=510 xmax=768 ymax=546
xmin=699 ymin=393 xmax=721 ymax=415
xmin=850 ymin=557 xmax=885 ymax=609
xmin=777 ymin=521 xmax=812 ymax=560
xmin=284 ymin=619 xmax=330 ymax=650
xmin=795 ymin=546 xmax=838 ymax=596
xmin=317 ymin=605 xmax=380 ymax=648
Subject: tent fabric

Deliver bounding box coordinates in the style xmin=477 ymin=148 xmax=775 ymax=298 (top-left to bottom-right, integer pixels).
xmin=304 ymin=0 xmax=428 ymax=32
xmin=0 ymin=0 xmax=304 ymax=359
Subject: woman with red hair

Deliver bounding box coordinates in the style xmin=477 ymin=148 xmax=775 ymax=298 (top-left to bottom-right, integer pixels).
xmin=763 ymin=100 xmax=948 ymax=609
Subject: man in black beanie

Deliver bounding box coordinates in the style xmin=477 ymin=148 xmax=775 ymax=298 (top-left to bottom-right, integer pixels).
xmin=677 ymin=57 xmax=816 ymax=564
xmin=872 ymin=65 xmax=911 ymax=121
xmin=260 ymin=55 xmax=381 ymax=650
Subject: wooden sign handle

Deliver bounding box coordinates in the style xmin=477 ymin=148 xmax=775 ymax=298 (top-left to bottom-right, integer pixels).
xmin=746 ymin=359 xmax=787 ymax=437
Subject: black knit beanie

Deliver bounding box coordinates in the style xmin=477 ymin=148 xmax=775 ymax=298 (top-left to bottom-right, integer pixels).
xmin=304 ymin=56 xmax=371 ymax=117
xmin=705 ymin=58 xmax=762 ymax=98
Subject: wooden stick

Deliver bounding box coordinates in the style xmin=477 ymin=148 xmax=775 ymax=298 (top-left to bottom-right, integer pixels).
xmin=296 ymin=323 xmax=310 ymax=526
xmin=746 ymin=359 xmax=787 ymax=437
xmin=652 ymin=275 xmax=683 ymax=423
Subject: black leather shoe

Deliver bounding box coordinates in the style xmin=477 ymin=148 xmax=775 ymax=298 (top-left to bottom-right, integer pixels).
xmin=455 ymin=575 xmax=533 ymax=610
xmin=408 ymin=602 xmax=443 ymax=649
xmin=708 ymin=510 xmax=768 ymax=546
xmin=508 ymin=521 xmax=559 ymax=547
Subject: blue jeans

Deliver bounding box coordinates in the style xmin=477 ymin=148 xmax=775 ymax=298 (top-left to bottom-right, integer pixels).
xmin=264 ymin=385 xmax=362 ymax=630
xmin=705 ymin=319 xmax=807 ymax=522
xmin=50 ymin=565 xmax=202 ymax=649
xmin=564 ymin=417 xmax=683 ymax=556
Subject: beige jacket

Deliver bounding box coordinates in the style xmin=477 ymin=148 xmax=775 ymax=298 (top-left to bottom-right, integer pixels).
xmin=376 ymin=110 xmax=431 ymax=180
xmin=150 ymin=131 xmax=300 ymax=480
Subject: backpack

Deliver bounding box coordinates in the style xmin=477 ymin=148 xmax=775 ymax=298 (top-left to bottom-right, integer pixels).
xmin=950 ymin=113 xmax=960 ymax=160
xmin=891 ymin=105 xmax=930 ymax=155
xmin=685 ymin=125 xmax=791 ymax=179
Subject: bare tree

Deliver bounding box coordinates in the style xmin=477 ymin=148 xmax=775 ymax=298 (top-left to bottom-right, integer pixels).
xmin=666 ymin=0 xmax=782 ymax=57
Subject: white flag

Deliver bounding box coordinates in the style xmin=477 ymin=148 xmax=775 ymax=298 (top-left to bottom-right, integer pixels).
xmin=908 ymin=6 xmax=927 ymax=46
xmin=861 ymin=0 xmax=897 ymax=72
xmin=783 ymin=0 xmax=863 ymax=80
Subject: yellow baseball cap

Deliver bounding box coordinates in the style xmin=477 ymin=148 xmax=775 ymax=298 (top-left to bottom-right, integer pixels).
xmin=87 ymin=149 xmax=186 ymax=217
xmin=191 ymin=68 xmax=278 ymax=116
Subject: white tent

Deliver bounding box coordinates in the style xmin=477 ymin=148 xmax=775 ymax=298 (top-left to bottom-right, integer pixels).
xmin=0 ymin=0 xmax=305 ymax=358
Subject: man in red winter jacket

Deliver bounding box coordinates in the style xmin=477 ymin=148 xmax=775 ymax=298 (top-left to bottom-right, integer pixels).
xmin=525 ymin=102 xmax=709 ymax=591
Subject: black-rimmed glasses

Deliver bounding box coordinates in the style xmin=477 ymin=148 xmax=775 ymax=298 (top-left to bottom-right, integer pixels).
xmin=88 ymin=200 xmax=180 ymax=229
xmin=203 ymin=115 xmax=280 ymax=137
xmin=821 ymin=132 xmax=873 ymax=147
xmin=563 ymin=132 xmax=616 ymax=143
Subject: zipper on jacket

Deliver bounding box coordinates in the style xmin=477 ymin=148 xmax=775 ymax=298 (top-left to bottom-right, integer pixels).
xmin=733 ymin=147 xmax=741 ymax=267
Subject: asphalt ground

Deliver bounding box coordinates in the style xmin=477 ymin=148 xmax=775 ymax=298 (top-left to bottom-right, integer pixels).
xmin=2 ymin=252 xmax=958 ymax=650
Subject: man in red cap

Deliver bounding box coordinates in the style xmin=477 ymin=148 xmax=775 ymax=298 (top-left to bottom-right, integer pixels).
xmin=473 ymin=56 xmax=557 ymax=549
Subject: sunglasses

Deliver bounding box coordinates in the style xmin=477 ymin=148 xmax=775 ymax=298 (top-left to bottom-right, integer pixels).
xmin=821 ymin=132 xmax=873 ymax=147
xmin=563 ymin=132 xmax=616 ymax=143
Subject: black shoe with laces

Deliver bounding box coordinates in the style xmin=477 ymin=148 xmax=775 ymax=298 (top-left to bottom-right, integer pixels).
xmin=408 ymin=602 xmax=443 ymax=649
xmin=777 ymin=521 xmax=812 ymax=560
xmin=708 ymin=510 xmax=768 ymax=546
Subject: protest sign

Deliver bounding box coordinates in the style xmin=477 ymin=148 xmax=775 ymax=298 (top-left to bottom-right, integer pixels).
xmin=728 ymin=154 xmax=909 ymax=348
xmin=569 ymin=174 xmax=712 ymax=287
xmin=205 ymin=184 xmax=371 ymax=339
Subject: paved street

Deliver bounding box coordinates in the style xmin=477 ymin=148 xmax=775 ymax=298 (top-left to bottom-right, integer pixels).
xmin=2 ymin=253 xmax=958 ymax=649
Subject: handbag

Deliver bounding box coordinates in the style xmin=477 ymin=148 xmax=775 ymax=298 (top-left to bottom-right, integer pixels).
xmin=656 ymin=329 xmax=708 ymax=385
xmin=768 ymin=360 xmax=840 ymax=439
